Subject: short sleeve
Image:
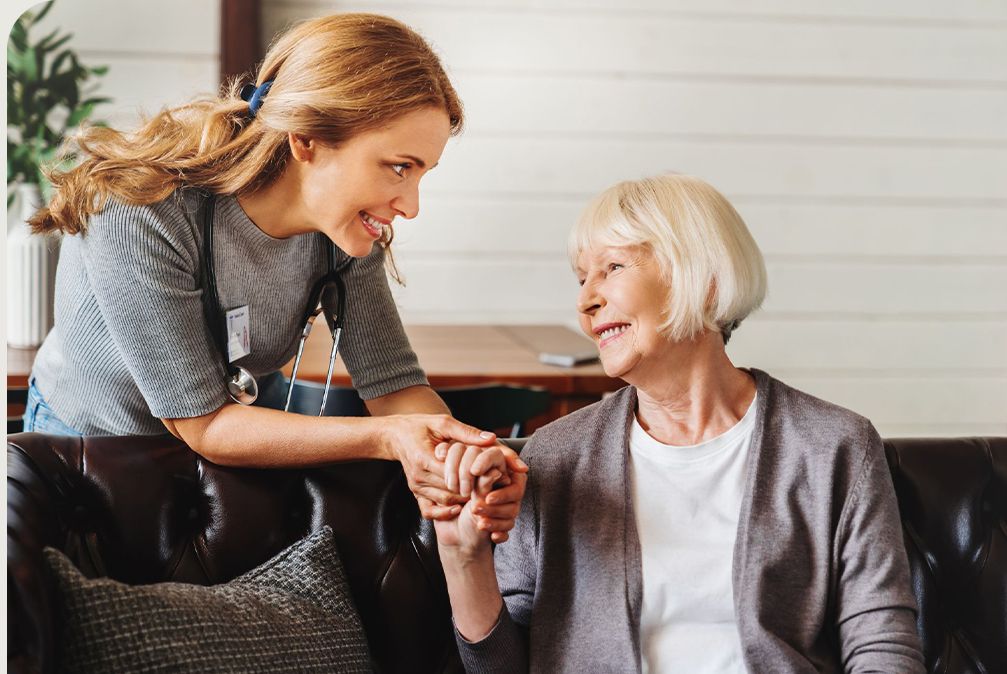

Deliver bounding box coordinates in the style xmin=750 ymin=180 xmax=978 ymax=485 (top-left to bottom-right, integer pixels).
xmin=335 ymin=245 xmax=428 ymax=399
xmin=80 ymin=197 xmax=229 ymax=419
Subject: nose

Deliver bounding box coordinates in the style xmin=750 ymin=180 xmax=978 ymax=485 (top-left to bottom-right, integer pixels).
xmin=577 ymin=278 xmax=602 ymax=316
xmin=391 ymin=181 xmax=420 ymax=220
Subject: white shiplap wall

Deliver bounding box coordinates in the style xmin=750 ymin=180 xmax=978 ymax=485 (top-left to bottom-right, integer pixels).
xmin=6 ymin=1 xmax=1002 ymax=437
xmin=25 ymin=0 xmax=220 ymax=131
xmin=264 ymin=0 xmax=1007 ymax=437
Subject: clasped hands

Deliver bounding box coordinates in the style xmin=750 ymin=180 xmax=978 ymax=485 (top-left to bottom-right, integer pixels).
xmin=383 ymin=414 xmax=528 ymax=546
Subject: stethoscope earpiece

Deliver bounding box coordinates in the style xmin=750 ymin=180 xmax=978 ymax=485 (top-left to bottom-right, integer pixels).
xmin=227 ymin=366 xmax=259 ymax=405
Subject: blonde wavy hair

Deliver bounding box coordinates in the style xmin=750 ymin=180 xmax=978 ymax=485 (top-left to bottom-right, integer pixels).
xmin=569 ymin=174 xmax=767 ymax=344
xmin=30 ymin=12 xmax=464 ymax=254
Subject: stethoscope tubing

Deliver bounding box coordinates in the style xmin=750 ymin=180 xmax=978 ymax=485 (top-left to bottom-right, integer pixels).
xmin=200 ymin=192 xmax=346 ymax=413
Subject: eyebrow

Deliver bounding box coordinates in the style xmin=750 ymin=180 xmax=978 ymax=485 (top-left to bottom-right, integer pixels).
xmin=396 ymin=154 xmax=437 ymax=170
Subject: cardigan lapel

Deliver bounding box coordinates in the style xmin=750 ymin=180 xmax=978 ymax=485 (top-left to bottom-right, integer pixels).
xmin=616 ymin=386 xmax=644 ymax=672
xmin=730 ymin=369 xmax=773 ymax=662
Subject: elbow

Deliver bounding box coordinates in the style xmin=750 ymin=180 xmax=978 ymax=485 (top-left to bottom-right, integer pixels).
xmin=163 ymin=407 xmax=232 ymax=465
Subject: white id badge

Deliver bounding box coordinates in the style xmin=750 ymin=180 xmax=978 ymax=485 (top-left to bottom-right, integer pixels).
xmin=225 ymin=305 xmax=251 ymax=363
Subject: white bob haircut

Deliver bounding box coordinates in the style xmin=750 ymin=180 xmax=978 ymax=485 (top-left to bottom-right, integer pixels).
xmin=569 ymin=174 xmax=767 ymax=344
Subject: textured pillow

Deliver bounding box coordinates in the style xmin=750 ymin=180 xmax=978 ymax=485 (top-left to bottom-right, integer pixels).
xmin=44 ymin=527 xmax=372 ymax=673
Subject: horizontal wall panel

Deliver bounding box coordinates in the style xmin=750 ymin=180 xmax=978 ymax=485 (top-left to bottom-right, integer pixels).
xmin=399 ymin=197 xmax=1007 ymax=259
xmin=762 ymin=261 xmax=1007 ymax=314
xmin=267 ymin=5 xmax=1007 ymax=83
xmin=388 ymin=257 xmax=1007 ymax=320
xmin=759 ymin=375 xmax=1007 ymax=425
xmin=734 ymin=203 xmax=1007 ymax=258
xmin=424 ymin=138 xmax=1007 ymax=202
xmin=75 ymin=55 xmax=221 ymax=129
xmin=34 ymin=0 xmax=218 ymax=56
xmin=455 ymin=75 xmax=1007 ymax=143
xmin=277 ymin=0 xmax=1007 ymax=24
xmin=727 ymin=319 xmax=1007 ymax=370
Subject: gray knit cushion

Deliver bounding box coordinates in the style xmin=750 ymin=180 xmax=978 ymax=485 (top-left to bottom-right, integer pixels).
xmin=43 ymin=527 xmax=372 ymax=673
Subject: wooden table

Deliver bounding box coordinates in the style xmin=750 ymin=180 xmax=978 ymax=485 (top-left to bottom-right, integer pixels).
xmin=282 ymin=325 xmax=619 ymax=429
xmin=8 ymin=325 xmax=620 ymax=430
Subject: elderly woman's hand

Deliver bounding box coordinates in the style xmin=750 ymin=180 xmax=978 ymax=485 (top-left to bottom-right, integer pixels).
xmin=433 ymin=443 xmax=528 ymax=550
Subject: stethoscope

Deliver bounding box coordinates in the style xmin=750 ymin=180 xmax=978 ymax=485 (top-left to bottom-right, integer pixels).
xmin=199 ymin=194 xmax=347 ymax=414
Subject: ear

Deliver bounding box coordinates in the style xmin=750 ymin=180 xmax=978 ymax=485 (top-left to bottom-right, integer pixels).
xmin=287 ymin=133 xmax=316 ymax=162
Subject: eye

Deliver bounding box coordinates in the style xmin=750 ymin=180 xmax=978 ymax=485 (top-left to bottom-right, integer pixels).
xmin=577 ymin=278 xmax=586 ymax=287
xmin=607 ymin=263 xmax=624 ymax=273
xmin=390 ymin=162 xmax=410 ymax=177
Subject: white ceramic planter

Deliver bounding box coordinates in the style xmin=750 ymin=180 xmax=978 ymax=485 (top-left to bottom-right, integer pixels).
xmin=6 ymin=184 xmax=61 ymax=348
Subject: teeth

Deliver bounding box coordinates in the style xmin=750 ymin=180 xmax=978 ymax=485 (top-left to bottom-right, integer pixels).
xmin=361 ymin=212 xmax=385 ymax=232
xmin=600 ymin=325 xmax=629 ymax=340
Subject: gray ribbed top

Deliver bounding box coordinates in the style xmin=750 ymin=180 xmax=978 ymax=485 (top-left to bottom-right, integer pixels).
xmin=32 ymin=189 xmax=427 ymax=435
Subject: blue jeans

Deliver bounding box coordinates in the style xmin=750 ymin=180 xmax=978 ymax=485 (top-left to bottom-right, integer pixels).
xmin=23 ymin=377 xmax=82 ymax=436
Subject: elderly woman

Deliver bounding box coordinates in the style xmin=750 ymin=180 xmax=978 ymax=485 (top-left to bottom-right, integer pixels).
xmin=434 ymin=174 xmax=924 ymax=673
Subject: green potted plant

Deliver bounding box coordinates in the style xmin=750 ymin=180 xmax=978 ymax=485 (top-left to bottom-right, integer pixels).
xmin=6 ymin=0 xmax=110 ymax=347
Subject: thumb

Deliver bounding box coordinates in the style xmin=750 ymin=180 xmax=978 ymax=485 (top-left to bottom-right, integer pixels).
xmin=442 ymin=417 xmax=496 ymax=446
xmin=500 ymin=446 xmax=529 ymax=473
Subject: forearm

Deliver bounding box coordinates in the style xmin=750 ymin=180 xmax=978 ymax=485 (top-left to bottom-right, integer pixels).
xmin=170 ymin=404 xmax=391 ymax=468
xmin=169 ymin=386 xmax=449 ymax=468
xmin=439 ymin=543 xmax=504 ymax=642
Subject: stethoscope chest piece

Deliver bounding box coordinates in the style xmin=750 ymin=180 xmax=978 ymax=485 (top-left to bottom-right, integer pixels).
xmin=200 ymin=194 xmax=343 ymax=411
xmin=227 ymin=366 xmax=259 ymax=405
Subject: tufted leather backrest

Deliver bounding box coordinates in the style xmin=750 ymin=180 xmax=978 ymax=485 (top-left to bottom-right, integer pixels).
xmin=7 ymin=433 xmax=1006 ymax=673
xmin=7 ymin=433 xmax=463 ymax=674
xmin=884 ymin=437 xmax=1007 ymax=673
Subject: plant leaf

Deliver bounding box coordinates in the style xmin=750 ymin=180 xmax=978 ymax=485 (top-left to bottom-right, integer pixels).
xmin=32 ymin=1 xmax=55 ymax=25
xmin=22 ymin=46 xmax=38 ymax=81
xmin=49 ymin=49 xmax=72 ymax=78
xmin=9 ymin=19 xmax=28 ymax=51
xmin=67 ymin=101 xmax=96 ymax=127
xmin=34 ymin=27 xmax=61 ymax=52
xmin=41 ymin=32 xmax=73 ymax=55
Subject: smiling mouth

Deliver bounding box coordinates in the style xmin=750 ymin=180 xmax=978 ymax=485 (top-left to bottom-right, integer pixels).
xmin=595 ymin=323 xmax=630 ymax=347
xmin=359 ymin=211 xmax=387 ymax=239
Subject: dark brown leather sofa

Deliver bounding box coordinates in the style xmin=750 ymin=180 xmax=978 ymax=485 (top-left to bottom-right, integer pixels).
xmin=7 ymin=433 xmax=1006 ymax=673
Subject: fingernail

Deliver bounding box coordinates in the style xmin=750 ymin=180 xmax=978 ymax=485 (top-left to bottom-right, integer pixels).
xmin=451 ymin=506 xmax=462 ymax=515
xmin=517 ymin=459 xmax=528 ymax=470
xmin=480 ymin=431 xmax=493 ymax=439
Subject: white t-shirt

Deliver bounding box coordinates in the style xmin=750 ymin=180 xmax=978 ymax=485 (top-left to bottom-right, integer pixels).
xmin=629 ymin=394 xmax=758 ymax=674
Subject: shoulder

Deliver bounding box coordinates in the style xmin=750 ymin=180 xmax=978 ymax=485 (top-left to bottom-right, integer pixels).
xmin=752 ymin=368 xmax=881 ymax=473
xmin=756 ymin=368 xmax=874 ymax=438
xmin=86 ymin=189 xmax=202 ymax=250
xmin=521 ymin=385 xmax=636 ymax=468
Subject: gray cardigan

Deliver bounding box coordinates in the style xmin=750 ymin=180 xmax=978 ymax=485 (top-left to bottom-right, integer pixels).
xmin=456 ymin=369 xmax=924 ymax=673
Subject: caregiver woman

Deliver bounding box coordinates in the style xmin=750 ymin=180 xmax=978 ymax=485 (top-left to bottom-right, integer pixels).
xmin=436 ymin=174 xmax=924 ymax=672
xmin=25 ymin=13 xmax=525 ymax=525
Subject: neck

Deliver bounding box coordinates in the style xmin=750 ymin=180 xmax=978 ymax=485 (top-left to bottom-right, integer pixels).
xmin=235 ymin=167 xmax=311 ymax=239
xmin=631 ymin=331 xmax=755 ymax=446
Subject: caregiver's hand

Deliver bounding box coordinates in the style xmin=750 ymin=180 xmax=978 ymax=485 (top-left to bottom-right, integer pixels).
xmin=380 ymin=414 xmax=502 ymax=519
xmin=434 ymin=443 xmax=528 ymax=546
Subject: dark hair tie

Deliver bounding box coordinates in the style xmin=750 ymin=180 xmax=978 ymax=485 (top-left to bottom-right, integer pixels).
xmin=240 ymin=80 xmax=274 ymax=117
